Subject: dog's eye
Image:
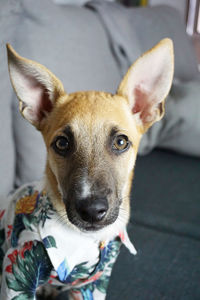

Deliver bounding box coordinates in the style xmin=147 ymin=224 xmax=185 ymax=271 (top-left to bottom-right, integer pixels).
xmin=53 ymin=136 xmax=70 ymax=154
xmin=112 ymin=135 xmax=130 ymax=153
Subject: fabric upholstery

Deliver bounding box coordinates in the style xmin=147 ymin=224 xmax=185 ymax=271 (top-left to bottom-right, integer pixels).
xmin=12 ymin=0 xmax=121 ymax=187
xmin=0 ymin=0 xmax=21 ymax=198
xmin=139 ymin=80 xmax=200 ymax=156
xmin=88 ymin=1 xmax=199 ymax=81
xmin=108 ymin=223 xmax=200 ymax=300
xmin=86 ymin=1 xmax=142 ymax=76
xmin=88 ymin=1 xmax=200 ymax=157
xmin=127 ymin=5 xmax=199 ymax=82
xmin=132 ymin=149 xmax=200 ymax=239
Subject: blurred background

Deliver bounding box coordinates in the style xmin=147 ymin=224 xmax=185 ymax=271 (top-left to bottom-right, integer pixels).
xmin=0 ymin=0 xmax=200 ymax=299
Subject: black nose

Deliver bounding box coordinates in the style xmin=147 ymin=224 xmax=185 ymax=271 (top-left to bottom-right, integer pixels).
xmin=76 ymin=197 xmax=108 ymax=223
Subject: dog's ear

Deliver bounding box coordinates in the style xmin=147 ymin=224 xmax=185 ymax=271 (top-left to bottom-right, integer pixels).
xmin=7 ymin=44 xmax=65 ymax=128
xmin=117 ymin=38 xmax=174 ymax=133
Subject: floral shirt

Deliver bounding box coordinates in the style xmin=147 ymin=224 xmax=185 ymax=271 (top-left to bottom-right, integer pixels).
xmin=0 ymin=183 xmax=136 ymax=300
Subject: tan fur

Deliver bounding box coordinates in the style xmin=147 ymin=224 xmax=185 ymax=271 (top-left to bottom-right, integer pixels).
xmin=6 ymin=39 xmax=174 ymax=240
xmin=40 ymin=92 xmax=140 ymax=223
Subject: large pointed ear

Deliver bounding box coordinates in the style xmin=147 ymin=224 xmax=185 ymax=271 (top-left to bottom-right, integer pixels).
xmin=7 ymin=44 xmax=65 ymax=129
xmin=117 ymin=38 xmax=174 ymax=133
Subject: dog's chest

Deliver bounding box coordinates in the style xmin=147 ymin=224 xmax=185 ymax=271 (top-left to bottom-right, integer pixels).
xmin=0 ymin=183 xmax=122 ymax=288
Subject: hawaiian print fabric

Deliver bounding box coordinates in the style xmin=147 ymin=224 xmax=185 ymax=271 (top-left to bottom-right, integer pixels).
xmin=0 ymin=183 xmax=136 ymax=300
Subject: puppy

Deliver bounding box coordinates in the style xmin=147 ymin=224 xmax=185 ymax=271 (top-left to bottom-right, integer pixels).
xmin=0 ymin=39 xmax=174 ymax=300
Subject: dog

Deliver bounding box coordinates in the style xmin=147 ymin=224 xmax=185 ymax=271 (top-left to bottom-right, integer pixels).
xmin=0 ymin=39 xmax=174 ymax=300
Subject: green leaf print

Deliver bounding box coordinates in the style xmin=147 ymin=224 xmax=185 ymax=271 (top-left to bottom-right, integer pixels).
xmin=65 ymin=261 xmax=92 ymax=283
xmin=6 ymin=276 xmax=23 ymax=292
xmin=43 ymin=235 xmax=57 ymax=248
xmin=6 ymin=242 xmax=53 ymax=299
xmin=95 ymin=273 xmax=109 ymax=294
xmin=22 ymin=215 xmax=36 ymax=231
xmin=12 ymin=293 xmax=33 ymax=300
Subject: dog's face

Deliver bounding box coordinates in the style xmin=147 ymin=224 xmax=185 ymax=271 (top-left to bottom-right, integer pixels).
xmin=7 ymin=39 xmax=174 ymax=233
xmin=42 ymin=92 xmax=140 ymax=231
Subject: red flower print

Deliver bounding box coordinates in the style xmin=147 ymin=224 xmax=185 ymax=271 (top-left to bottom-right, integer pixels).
xmin=8 ymin=249 xmax=18 ymax=264
xmin=5 ymin=249 xmax=18 ymax=273
xmin=5 ymin=264 xmax=12 ymax=273
xmin=0 ymin=210 xmax=5 ymax=219
xmin=20 ymin=241 xmax=33 ymax=259
xmin=48 ymin=274 xmax=57 ymax=284
xmin=5 ymin=242 xmax=33 ymax=273
xmin=71 ymin=271 xmax=103 ymax=287
xmin=84 ymin=271 xmax=103 ymax=283
xmin=71 ymin=279 xmax=81 ymax=286
xmin=7 ymin=225 xmax=13 ymax=239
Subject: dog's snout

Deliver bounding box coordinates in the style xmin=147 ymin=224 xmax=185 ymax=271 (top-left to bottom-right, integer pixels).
xmin=76 ymin=197 xmax=108 ymax=223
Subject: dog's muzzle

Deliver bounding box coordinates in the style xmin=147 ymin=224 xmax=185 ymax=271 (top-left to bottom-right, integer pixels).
xmin=63 ymin=187 xmax=119 ymax=231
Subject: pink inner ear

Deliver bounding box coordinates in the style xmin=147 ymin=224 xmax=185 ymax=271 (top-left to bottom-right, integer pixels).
xmin=36 ymin=84 xmax=53 ymax=121
xmin=132 ymin=85 xmax=148 ymax=114
xmin=23 ymin=75 xmax=53 ymax=123
xmin=132 ymin=84 xmax=154 ymax=123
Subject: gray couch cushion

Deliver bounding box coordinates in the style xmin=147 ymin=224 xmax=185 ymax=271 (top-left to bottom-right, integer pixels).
xmin=159 ymin=80 xmax=200 ymax=156
xmin=132 ymin=149 xmax=200 ymax=239
xmin=108 ymin=224 xmax=200 ymax=300
xmin=88 ymin=2 xmax=199 ymax=82
xmin=129 ymin=5 xmax=199 ymax=82
xmin=12 ymin=0 xmax=121 ymax=187
xmin=0 ymin=1 xmax=21 ymax=199
xmin=86 ymin=0 xmax=142 ymax=76
xmin=139 ymin=80 xmax=200 ymax=156
xmin=86 ymin=1 xmax=200 ymax=157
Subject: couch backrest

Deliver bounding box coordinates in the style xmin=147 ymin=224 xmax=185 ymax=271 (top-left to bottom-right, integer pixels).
xmin=0 ymin=1 xmax=199 ymax=200
xmin=128 ymin=5 xmax=199 ymax=82
xmin=0 ymin=0 xmax=122 ymax=198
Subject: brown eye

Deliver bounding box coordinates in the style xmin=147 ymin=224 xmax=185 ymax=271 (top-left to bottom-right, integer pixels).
xmin=112 ymin=135 xmax=130 ymax=153
xmin=54 ymin=136 xmax=70 ymax=154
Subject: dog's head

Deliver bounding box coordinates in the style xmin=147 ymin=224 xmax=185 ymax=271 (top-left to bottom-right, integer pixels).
xmin=7 ymin=39 xmax=174 ymax=234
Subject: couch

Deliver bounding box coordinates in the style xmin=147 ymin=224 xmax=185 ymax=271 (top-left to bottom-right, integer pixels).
xmin=0 ymin=0 xmax=200 ymax=299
